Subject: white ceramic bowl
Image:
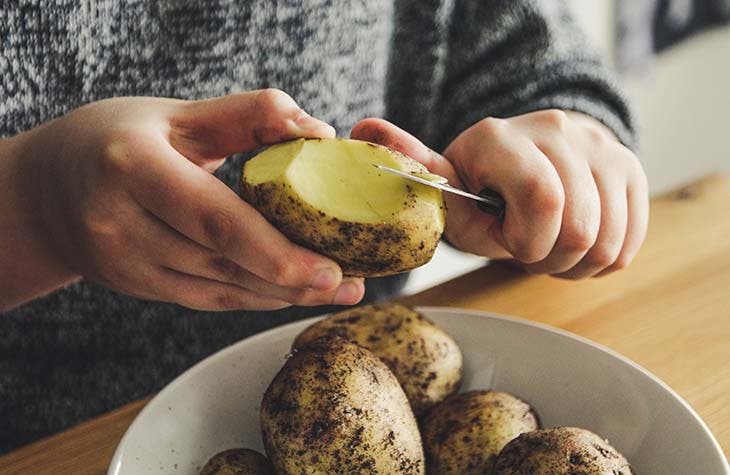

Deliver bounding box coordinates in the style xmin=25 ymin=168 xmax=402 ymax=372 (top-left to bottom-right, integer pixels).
xmin=109 ymin=307 xmax=729 ymax=474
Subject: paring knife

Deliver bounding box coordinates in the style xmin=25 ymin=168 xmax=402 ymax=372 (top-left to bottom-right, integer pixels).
xmin=372 ymin=164 xmax=506 ymax=219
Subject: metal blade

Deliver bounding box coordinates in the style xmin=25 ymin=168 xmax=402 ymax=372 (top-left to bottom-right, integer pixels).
xmin=373 ymin=164 xmax=490 ymax=203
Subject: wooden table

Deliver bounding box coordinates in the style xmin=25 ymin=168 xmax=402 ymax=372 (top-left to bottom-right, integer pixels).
xmin=2 ymin=174 xmax=729 ymax=474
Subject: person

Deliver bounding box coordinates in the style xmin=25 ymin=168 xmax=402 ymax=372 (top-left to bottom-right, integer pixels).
xmin=0 ymin=0 xmax=648 ymax=453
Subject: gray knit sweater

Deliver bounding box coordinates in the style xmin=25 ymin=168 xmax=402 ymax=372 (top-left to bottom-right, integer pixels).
xmin=0 ymin=0 xmax=634 ymax=453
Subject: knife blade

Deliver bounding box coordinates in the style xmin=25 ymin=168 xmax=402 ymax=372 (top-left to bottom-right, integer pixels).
xmin=372 ymin=164 xmax=506 ymax=219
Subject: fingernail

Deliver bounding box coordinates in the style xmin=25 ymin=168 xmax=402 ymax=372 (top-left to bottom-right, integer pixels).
xmin=333 ymin=281 xmax=361 ymax=305
xmin=311 ymin=268 xmax=339 ymax=290
xmin=293 ymin=114 xmax=335 ymax=136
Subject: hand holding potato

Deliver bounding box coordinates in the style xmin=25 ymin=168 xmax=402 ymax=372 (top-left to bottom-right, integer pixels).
xmin=351 ymin=112 xmax=648 ymax=278
xmin=3 ymin=90 xmax=365 ymax=311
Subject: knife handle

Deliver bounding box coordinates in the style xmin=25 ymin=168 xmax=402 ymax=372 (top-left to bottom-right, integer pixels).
xmin=476 ymin=187 xmax=506 ymax=220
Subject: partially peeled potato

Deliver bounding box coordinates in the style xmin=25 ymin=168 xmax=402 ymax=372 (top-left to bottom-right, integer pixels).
xmin=240 ymin=138 xmax=446 ymax=276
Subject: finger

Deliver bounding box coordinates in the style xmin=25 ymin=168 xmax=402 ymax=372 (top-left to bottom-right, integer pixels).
xmin=554 ymin=170 xmax=628 ymax=279
xmin=248 ymin=277 xmax=364 ymax=307
xmin=351 ymin=118 xmax=462 ymax=186
xmin=523 ymin=139 xmax=601 ymax=275
xmin=127 ymin=136 xmax=345 ymax=292
xmin=130 ymin=205 xmax=365 ymax=306
xmin=157 ymin=268 xmax=294 ymax=311
xmin=441 ymin=193 xmax=514 ymax=257
xmin=169 ymin=89 xmax=336 ymax=163
xmin=167 ymin=257 xmax=365 ymax=307
xmin=89 ymin=255 xmax=291 ymax=311
xmin=596 ymin=164 xmax=649 ymax=276
xmin=445 ymin=119 xmax=565 ymax=263
xmin=166 ymin=252 xmax=365 ymax=306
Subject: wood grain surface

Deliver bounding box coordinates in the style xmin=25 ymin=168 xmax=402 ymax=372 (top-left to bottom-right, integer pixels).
xmin=1 ymin=174 xmax=728 ymax=474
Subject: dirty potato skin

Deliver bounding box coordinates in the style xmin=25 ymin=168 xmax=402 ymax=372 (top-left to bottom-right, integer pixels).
xmin=493 ymin=427 xmax=634 ymax=475
xmin=199 ymin=448 xmax=274 ymax=475
xmin=420 ymin=390 xmax=540 ymax=475
xmin=292 ymin=303 xmax=462 ymax=416
xmin=240 ymin=140 xmax=444 ymax=277
xmin=260 ymin=336 xmax=424 ymax=474
xmin=241 ymin=180 xmax=428 ymax=276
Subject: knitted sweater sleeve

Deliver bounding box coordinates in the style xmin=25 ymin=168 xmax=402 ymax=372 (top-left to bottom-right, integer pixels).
xmin=438 ymin=0 xmax=635 ymax=150
xmin=387 ymin=0 xmax=636 ymax=152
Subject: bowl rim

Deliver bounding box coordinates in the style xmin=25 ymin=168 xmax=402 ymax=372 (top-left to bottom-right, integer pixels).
xmin=108 ymin=306 xmax=730 ymax=474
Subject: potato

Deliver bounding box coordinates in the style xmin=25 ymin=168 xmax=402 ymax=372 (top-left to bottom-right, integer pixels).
xmin=420 ymin=390 xmax=540 ymax=474
xmin=493 ymin=427 xmax=633 ymax=475
xmin=292 ymin=303 xmax=462 ymax=416
xmin=200 ymin=448 xmax=273 ymax=475
xmin=240 ymin=138 xmax=446 ymax=277
xmin=260 ymin=336 xmax=424 ymax=474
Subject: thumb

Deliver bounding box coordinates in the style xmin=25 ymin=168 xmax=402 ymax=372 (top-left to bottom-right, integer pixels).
xmin=169 ymin=89 xmax=336 ymax=164
xmin=350 ymin=118 xmax=463 ymax=188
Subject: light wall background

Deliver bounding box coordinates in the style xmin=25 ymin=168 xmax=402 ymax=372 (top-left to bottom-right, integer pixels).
xmin=566 ymin=0 xmax=730 ymax=195
xmin=404 ymin=2 xmax=730 ymax=294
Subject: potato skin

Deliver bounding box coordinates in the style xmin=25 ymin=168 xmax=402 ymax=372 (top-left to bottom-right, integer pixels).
xmin=420 ymin=390 xmax=540 ymax=475
xmin=494 ymin=427 xmax=633 ymax=475
xmin=199 ymin=448 xmax=274 ymax=475
xmin=240 ymin=140 xmax=444 ymax=277
xmin=293 ymin=303 xmax=462 ymax=416
xmin=260 ymin=336 xmax=424 ymax=474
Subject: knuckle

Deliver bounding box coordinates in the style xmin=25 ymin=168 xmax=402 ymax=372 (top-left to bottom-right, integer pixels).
xmin=256 ymin=88 xmax=295 ymax=113
xmin=99 ymin=128 xmax=138 ymax=175
xmin=269 ymin=256 xmax=302 ymax=287
xmin=559 ymin=225 xmax=597 ymax=253
xmin=523 ymin=175 xmax=564 ymax=215
xmin=538 ymin=109 xmax=568 ymax=132
xmin=253 ymin=88 xmax=300 ymax=144
xmin=585 ymin=123 xmax=610 ymax=147
xmin=80 ymin=203 xmax=117 ymax=241
xmin=476 ymin=116 xmax=508 ymax=138
xmin=584 ymin=245 xmax=621 ymax=269
xmin=201 ymin=209 xmax=235 ymax=252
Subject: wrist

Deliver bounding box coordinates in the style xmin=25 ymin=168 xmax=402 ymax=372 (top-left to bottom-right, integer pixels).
xmin=0 ymin=124 xmax=79 ymax=311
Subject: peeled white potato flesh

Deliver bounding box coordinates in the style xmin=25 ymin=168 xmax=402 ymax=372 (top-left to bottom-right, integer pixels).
xmin=240 ymin=138 xmax=446 ymax=277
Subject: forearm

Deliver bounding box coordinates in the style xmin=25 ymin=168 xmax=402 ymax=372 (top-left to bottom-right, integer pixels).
xmin=0 ymin=126 xmax=79 ymax=311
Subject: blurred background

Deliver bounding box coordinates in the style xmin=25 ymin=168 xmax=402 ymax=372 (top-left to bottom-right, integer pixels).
xmin=404 ymin=0 xmax=730 ymax=294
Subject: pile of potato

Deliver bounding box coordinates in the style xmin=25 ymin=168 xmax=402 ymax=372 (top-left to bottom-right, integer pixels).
xmin=201 ymin=303 xmax=633 ymax=475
